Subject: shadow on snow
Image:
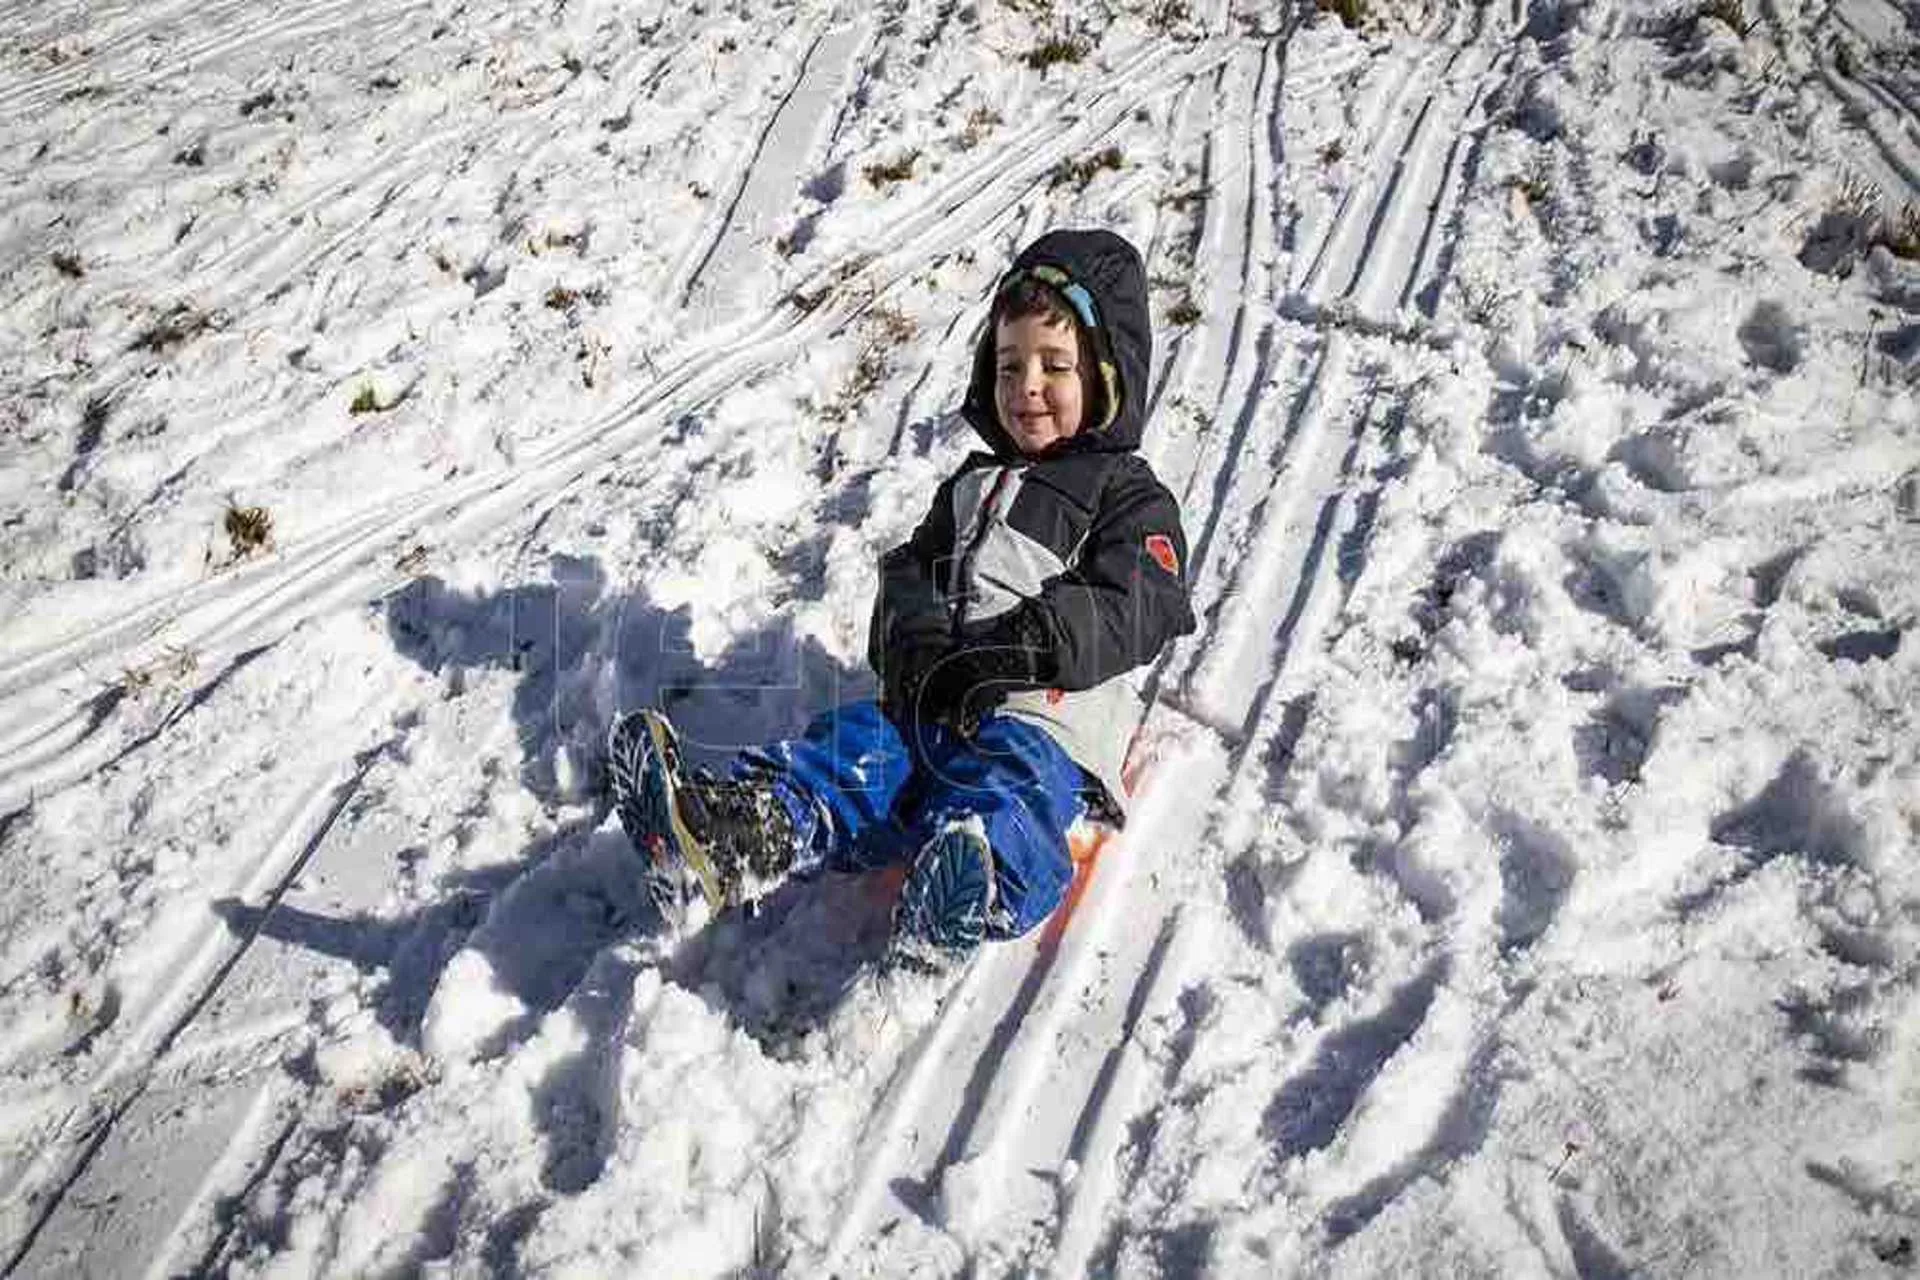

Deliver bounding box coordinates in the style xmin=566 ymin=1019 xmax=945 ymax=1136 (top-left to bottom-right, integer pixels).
xmin=213 ymin=554 xmax=898 ymax=1199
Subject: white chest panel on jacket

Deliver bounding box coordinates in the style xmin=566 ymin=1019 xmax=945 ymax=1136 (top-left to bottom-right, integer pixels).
xmin=945 ymin=460 xmax=1140 ymax=816
xmin=948 ymin=464 xmax=1077 ymax=626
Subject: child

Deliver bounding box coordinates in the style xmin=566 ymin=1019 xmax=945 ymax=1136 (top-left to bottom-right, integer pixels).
xmin=608 ymin=228 xmax=1195 ymax=963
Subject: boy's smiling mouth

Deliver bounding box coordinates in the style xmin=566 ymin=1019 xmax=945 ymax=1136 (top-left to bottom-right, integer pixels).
xmin=1011 ymin=412 xmax=1061 ymax=444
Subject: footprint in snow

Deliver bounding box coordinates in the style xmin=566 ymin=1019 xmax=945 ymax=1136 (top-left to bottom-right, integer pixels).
xmin=1736 ymin=300 xmax=1803 ymax=375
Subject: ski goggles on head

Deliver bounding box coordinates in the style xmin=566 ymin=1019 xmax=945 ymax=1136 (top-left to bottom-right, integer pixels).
xmin=1005 ymin=263 xmax=1103 ymax=332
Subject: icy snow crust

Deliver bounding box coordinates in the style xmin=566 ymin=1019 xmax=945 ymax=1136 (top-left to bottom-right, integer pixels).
xmin=1 ymin=0 xmax=1917 ymax=1274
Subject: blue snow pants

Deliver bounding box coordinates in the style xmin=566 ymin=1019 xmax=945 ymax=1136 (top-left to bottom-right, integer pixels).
xmin=737 ymin=701 xmax=1084 ymax=938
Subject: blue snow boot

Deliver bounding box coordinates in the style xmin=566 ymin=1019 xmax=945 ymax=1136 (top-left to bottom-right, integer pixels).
xmin=890 ymin=819 xmax=1005 ymax=970
xmin=606 ymin=709 xmax=797 ymax=925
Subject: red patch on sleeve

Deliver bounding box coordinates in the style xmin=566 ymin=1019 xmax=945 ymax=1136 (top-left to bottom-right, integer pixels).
xmin=1144 ymin=533 xmax=1180 ymax=576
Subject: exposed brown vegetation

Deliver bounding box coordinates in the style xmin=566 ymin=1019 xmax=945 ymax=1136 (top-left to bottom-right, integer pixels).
xmin=1316 ymin=0 xmax=1367 ymax=29
xmin=122 ymin=646 xmax=198 ymax=697
xmin=1700 ymin=0 xmax=1757 ymax=37
xmin=1457 ymin=278 xmax=1513 ymax=326
xmin=1049 ymin=146 xmax=1123 ymax=191
xmin=1023 ymin=36 xmax=1089 ymax=70
xmin=1143 ymin=0 xmax=1196 ymax=35
xmin=1159 ymin=185 xmax=1210 ymax=212
xmin=863 ymin=151 xmax=919 ymax=188
xmin=1879 ymin=203 xmax=1920 ymax=260
xmin=958 ymin=107 xmax=1001 ymax=150
xmin=223 ymin=505 xmax=273 ymax=558
xmin=822 ymin=306 xmax=919 ymax=422
xmin=131 ymin=303 xmax=223 ymax=354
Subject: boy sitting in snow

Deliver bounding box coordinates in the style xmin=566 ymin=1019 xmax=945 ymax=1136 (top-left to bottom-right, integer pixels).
xmin=608 ymin=228 xmax=1195 ymax=964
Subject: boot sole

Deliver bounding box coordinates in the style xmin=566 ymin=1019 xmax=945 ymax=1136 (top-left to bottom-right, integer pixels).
xmin=889 ymin=823 xmax=997 ymax=967
xmin=607 ymin=710 xmax=728 ymax=919
xmin=638 ymin=710 xmax=728 ymax=912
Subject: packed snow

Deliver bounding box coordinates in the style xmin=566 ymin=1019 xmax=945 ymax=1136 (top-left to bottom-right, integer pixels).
xmin=1 ymin=0 xmax=1917 ymax=1275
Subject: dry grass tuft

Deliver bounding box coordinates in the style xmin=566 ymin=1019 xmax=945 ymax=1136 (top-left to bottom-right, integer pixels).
xmin=123 ymin=646 xmax=198 ymax=698
xmin=532 ymin=226 xmax=590 ymax=255
xmin=822 ymin=306 xmax=919 ymax=422
xmin=1879 ymin=203 xmax=1920 ymax=259
xmin=1456 ymin=278 xmax=1513 ymax=327
xmin=1158 ymin=185 xmax=1210 ymax=213
xmin=1024 ymin=36 xmax=1089 ymax=70
xmin=1144 ymin=0 xmax=1195 ymax=34
xmin=1049 ymin=145 xmax=1123 ymax=191
xmin=1799 ymin=174 xmax=1885 ymax=276
xmin=1316 ymin=0 xmax=1367 ymax=29
xmin=867 ymin=305 xmax=919 ymax=346
xmin=1838 ymin=173 xmax=1882 ymax=219
xmin=863 ymin=151 xmax=919 ymax=188
xmin=131 ymin=302 xmax=223 ymax=354
xmin=958 ymin=107 xmax=1001 ymax=150
xmin=224 ymin=505 xmax=273 ymax=559
xmin=1508 ymin=151 xmax=1554 ymax=212
xmin=1700 ymin=0 xmax=1757 ymax=37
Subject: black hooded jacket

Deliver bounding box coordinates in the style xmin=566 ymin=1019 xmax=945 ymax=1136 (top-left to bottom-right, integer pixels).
xmin=867 ymin=229 xmax=1196 ymax=807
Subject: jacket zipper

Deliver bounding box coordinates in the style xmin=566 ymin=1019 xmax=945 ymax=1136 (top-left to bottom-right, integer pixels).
xmin=952 ymin=465 xmax=1016 ymax=635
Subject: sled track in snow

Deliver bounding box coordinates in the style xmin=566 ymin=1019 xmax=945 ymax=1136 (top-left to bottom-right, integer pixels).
xmin=0 ymin=26 xmax=1237 ymax=1271
xmin=813 ymin=4 xmax=1519 ymax=1269
xmin=0 ymin=34 xmax=1208 ymax=690
xmin=2 ymin=735 xmax=391 ymax=1277
xmin=0 ymin=0 xmax=424 ymax=122
xmin=1162 ymin=0 xmax=1500 ymax=708
xmin=1174 ymin=6 xmax=1550 ymax=1254
xmin=2 ymin=1 xmax=1526 ymax=1267
xmin=1131 ymin=0 xmax=1520 ymax=1249
xmin=816 ymin=726 xmax=1220 ymax=1276
xmin=168 ymin=24 xmax=698 ymax=309
xmin=817 ymin=6 xmax=1286 ymax=1262
xmin=1797 ymin=0 xmax=1920 ymax=196
xmin=1183 ymin=10 xmax=1509 ymax=746
xmin=674 ymin=15 xmax=874 ymax=312
xmin=0 ymin=32 xmax=1235 ymax=816
xmin=1108 ymin=3 xmax=1520 ymax=1255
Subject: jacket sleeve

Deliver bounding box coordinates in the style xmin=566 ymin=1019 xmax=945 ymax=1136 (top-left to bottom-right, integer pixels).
xmin=961 ymin=460 xmax=1196 ymax=691
xmin=866 ymin=475 xmax=960 ymax=676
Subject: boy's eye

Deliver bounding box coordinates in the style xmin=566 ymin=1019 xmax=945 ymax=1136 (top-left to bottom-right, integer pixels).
xmin=995 ymin=355 xmax=1075 ymax=377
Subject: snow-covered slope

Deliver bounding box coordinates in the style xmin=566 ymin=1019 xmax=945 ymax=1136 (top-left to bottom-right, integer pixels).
xmin=1 ymin=0 xmax=1916 ymax=1274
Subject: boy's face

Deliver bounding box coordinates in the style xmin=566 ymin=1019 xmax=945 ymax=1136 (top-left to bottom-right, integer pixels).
xmin=994 ymin=311 xmax=1084 ymax=455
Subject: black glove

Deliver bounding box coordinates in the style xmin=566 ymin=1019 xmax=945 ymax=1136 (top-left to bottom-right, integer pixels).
xmin=915 ymin=606 xmax=1055 ymax=736
xmin=880 ymin=640 xmax=945 ymax=724
xmin=912 ymin=648 xmax=998 ymax=736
